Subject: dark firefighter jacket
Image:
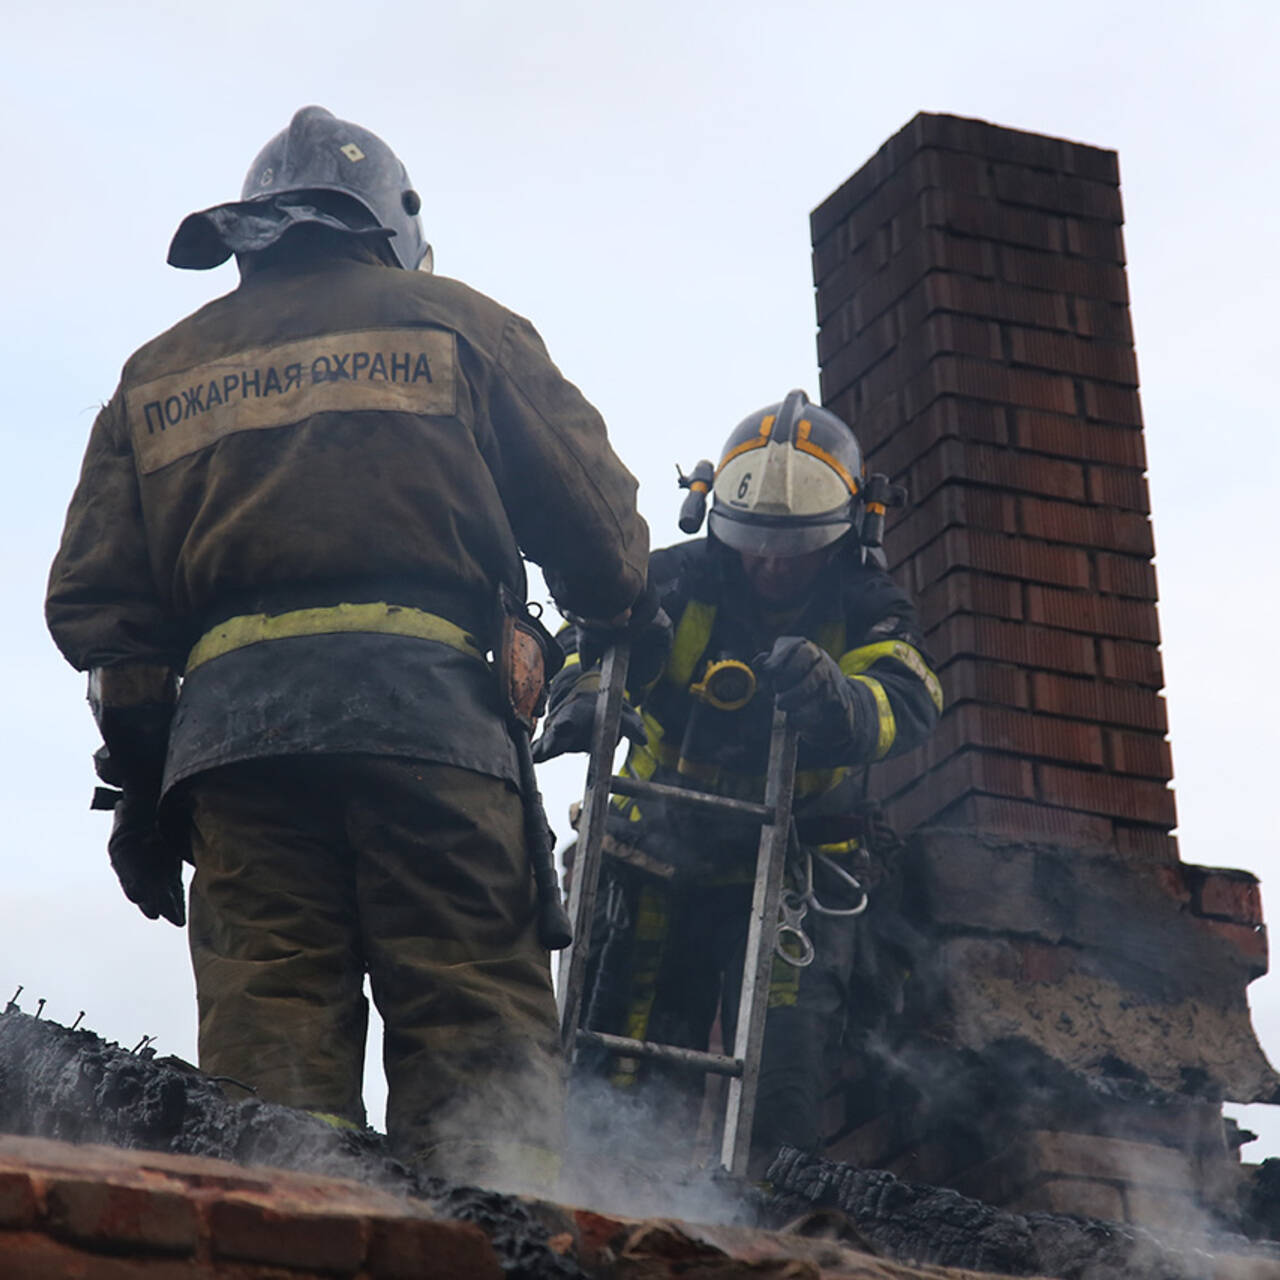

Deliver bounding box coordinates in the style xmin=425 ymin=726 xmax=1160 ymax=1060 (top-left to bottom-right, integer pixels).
xmin=46 ymin=256 xmax=648 ymax=793
xmin=556 ymin=537 xmax=942 ymax=870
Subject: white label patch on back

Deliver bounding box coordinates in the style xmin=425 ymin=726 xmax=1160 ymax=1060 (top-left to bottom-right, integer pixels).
xmin=127 ymin=327 xmax=458 ymax=473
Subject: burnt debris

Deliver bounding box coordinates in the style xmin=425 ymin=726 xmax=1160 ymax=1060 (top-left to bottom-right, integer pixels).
xmin=0 ymin=1006 xmax=584 ymax=1278
xmin=765 ymin=1146 xmax=1280 ymax=1280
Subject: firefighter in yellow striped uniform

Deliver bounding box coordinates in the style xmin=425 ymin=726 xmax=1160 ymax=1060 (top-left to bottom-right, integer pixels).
xmin=536 ymin=390 xmax=941 ymax=1167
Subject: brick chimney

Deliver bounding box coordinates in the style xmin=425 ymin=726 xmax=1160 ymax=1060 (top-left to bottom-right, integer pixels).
xmin=811 ymin=113 xmax=1175 ymax=862
xmin=809 ymin=114 xmax=1278 ymax=1231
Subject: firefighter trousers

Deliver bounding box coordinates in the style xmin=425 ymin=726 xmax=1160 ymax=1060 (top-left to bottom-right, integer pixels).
xmin=183 ymin=755 xmax=562 ymax=1189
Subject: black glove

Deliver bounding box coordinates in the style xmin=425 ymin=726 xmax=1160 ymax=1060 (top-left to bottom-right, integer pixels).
xmin=577 ymin=583 xmax=673 ymax=694
xmin=107 ymin=788 xmax=186 ymax=927
xmin=531 ymin=693 xmax=647 ymax=762
xmin=757 ymin=636 xmax=859 ymax=749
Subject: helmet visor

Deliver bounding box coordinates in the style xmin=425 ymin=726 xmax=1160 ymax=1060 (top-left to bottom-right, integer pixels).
xmin=708 ymin=505 xmax=851 ymax=558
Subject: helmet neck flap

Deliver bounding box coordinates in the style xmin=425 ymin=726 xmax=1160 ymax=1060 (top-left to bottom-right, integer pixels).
xmin=168 ymin=106 xmax=431 ymax=272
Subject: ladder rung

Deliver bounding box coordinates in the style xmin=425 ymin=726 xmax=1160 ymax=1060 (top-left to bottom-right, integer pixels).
xmin=609 ymin=775 xmax=772 ymax=821
xmin=576 ymin=1029 xmax=744 ymax=1077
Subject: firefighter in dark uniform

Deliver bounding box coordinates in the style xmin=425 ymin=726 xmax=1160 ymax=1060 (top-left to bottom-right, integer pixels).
xmin=536 ymin=390 xmax=941 ymax=1167
xmin=45 ymin=106 xmax=649 ymax=1189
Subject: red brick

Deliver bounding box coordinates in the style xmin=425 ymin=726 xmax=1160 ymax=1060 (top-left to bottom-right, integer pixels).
xmin=815 ymin=225 xmax=898 ymax=328
xmin=1084 ymin=465 xmax=1150 ymax=512
xmin=885 ymin=703 xmax=1104 ymax=776
xmin=813 ymin=143 xmax=992 ymax=266
xmin=1140 ymin=862 xmax=1191 ymax=900
xmin=832 ymin=311 xmax=1002 ymax=405
xmin=367 ymin=1217 xmax=503 ymax=1280
xmin=929 ymin=613 xmax=1097 ymax=675
xmin=992 ymin=164 xmax=1124 ymax=222
xmin=1015 ymin=940 xmax=1078 ymax=984
xmin=937 ymin=657 xmax=1030 ymax=708
xmin=0 ymin=1234 xmax=199 ymax=1280
xmin=920 ymin=188 xmax=1065 ymax=253
xmin=866 ymin=398 xmax=1009 ymax=477
xmin=999 ymin=243 xmax=1129 ymax=302
xmin=1196 ymin=920 xmax=1268 ymax=977
xmin=1024 ymin=585 xmax=1161 ymax=642
xmin=209 ymin=1197 xmax=367 ymax=1271
xmin=1062 ymin=143 xmax=1121 ymax=186
xmin=1063 ymin=216 xmax=1126 ymax=263
xmin=907 ymin=439 xmax=1086 ymax=505
xmin=816 ymin=307 xmax=899 ymax=392
xmin=819 ymin=225 xmax=993 ymax=326
xmin=1035 ymin=763 xmax=1177 ymax=827
xmin=1094 ymin=552 xmax=1158 ymax=599
xmin=1007 ymin=327 xmax=1138 ymax=386
xmin=936 ymin=793 xmax=1114 ymax=847
xmin=45 ymin=1178 xmax=199 ymax=1255
xmin=857 ymin=230 xmax=998 ymax=329
xmin=1193 ymin=871 xmax=1263 ymax=925
xmin=1106 ymin=729 xmax=1172 ymax=780
xmin=1099 ymin=638 xmax=1166 ymax=688
xmin=1014 ymin=411 xmax=1146 ymax=467
xmin=1029 ymin=672 xmax=1168 ymax=732
xmin=918 ymin=571 xmax=1024 ymax=629
xmin=903 ymin=355 xmax=1078 ymax=420
xmin=919 ymin=271 xmax=1073 ymax=331
xmin=907 ymin=114 xmax=1064 ymax=172
xmin=1074 ymin=298 xmax=1134 ymax=344
xmin=960 ymin=704 xmax=1105 ymax=767
xmin=1081 ymin=380 xmax=1144 ymax=427
xmin=910 ymin=113 xmax=1120 ymax=186
xmin=890 ymin=486 xmax=1018 ymax=561
xmin=1114 ymin=826 xmax=1180 ymax=863
xmin=0 ymin=1169 xmax=39 ymax=1228
xmin=907 ymin=527 xmax=1093 ymax=592
xmin=813 ymin=113 xmax=1116 ymax=249
xmin=1019 ymin=495 xmax=1155 ymax=554
xmin=879 ymin=748 xmax=1037 ymax=829
xmin=810 ymin=131 xmax=934 ymax=242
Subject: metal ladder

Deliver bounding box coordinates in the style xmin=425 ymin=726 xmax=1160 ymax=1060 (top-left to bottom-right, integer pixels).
xmin=555 ymin=639 xmax=798 ymax=1177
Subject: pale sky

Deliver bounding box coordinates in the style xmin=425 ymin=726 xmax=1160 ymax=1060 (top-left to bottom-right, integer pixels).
xmin=2 ymin=1 xmax=1278 ymax=1154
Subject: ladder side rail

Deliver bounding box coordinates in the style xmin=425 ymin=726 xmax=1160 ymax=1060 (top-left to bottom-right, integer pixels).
xmin=720 ymin=707 xmax=798 ymax=1176
xmin=557 ymin=640 xmax=631 ymax=1048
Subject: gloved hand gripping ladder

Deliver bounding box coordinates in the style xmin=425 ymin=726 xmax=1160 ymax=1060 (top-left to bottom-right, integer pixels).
xmin=555 ymin=639 xmax=799 ymax=1177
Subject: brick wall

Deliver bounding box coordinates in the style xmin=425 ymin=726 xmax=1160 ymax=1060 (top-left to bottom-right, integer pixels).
xmin=812 ymin=113 xmax=1175 ymax=858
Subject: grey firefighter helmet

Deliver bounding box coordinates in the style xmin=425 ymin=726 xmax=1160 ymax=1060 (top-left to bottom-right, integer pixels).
xmin=168 ymin=106 xmax=431 ymax=272
xmin=706 ymin=390 xmax=864 ymax=558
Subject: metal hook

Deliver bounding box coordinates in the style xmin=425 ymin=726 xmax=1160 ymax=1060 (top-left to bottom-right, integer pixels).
xmin=802 ymin=850 xmax=869 ymax=918
xmin=775 ymin=891 xmax=815 ymax=968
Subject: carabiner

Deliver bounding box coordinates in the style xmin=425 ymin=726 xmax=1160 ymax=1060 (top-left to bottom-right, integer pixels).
xmin=775 ymin=891 xmax=815 ymax=968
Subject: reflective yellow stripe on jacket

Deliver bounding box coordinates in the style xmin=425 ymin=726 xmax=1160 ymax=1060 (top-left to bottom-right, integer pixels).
xmin=837 ymin=637 xmax=943 ymax=761
xmin=186 ymin=602 xmax=486 ymax=674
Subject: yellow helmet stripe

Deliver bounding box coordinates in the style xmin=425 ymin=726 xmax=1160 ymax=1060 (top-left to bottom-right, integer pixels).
xmin=714 ymin=414 xmax=775 ymax=478
xmin=794 ymin=419 xmax=859 ymax=495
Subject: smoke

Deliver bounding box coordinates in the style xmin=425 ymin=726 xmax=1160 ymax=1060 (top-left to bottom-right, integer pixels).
xmin=554 ymin=1069 xmax=759 ymax=1226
